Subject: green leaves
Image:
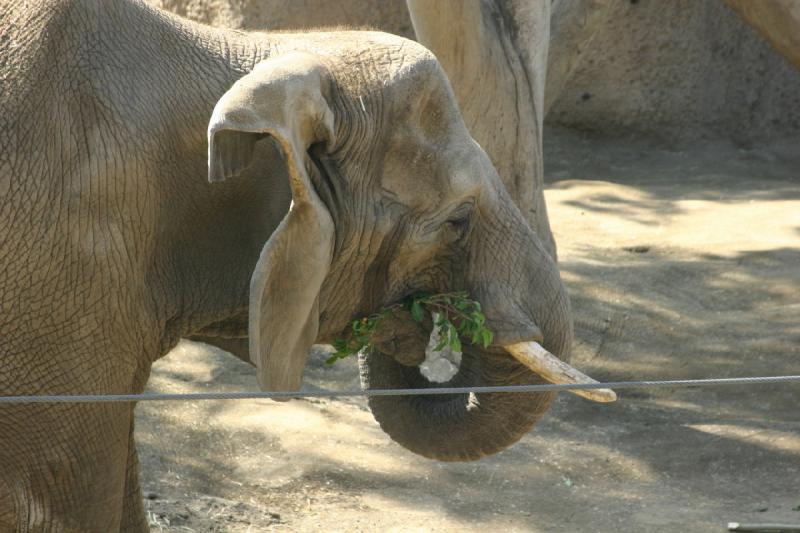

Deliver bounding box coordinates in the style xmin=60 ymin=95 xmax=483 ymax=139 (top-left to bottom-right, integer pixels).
xmin=418 ymin=292 xmax=493 ymax=353
xmin=326 ymin=292 xmax=494 ymax=365
xmin=410 ymin=300 xmax=424 ymax=323
xmin=326 ymin=311 xmax=388 ymax=365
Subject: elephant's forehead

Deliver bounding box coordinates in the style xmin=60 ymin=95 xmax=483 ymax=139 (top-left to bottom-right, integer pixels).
xmin=352 ymin=32 xmax=434 ymax=82
xmin=282 ymin=31 xmax=437 ymax=88
xmin=379 ymin=128 xmax=481 ymax=209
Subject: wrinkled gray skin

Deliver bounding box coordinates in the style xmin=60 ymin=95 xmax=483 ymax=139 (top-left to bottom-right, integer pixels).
xmin=151 ymin=0 xmax=614 ymax=262
xmin=153 ymin=0 xmax=615 ymax=263
xmin=0 ymin=0 xmax=571 ymax=530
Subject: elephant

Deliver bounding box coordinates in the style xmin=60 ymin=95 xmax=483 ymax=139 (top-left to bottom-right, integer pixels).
xmin=0 ymin=0 xmax=613 ymax=530
xmin=726 ymin=0 xmax=800 ymax=72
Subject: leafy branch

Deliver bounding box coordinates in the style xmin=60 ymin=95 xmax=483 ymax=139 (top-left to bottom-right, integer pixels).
xmin=326 ymin=292 xmax=494 ymax=365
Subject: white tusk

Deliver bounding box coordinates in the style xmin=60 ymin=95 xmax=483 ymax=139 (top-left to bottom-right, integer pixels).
xmin=503 ymin=341 xmax=617 ymax=403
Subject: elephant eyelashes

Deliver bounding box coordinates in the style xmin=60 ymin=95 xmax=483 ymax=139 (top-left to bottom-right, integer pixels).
xmin=445 ymin=215 xmax=469 ymax=232
xmin=443 ymin=203 xmax=474 ymax=241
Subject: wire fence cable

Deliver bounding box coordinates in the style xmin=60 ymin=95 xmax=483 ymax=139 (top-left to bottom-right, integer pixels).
xmin=0 ymin=375 xmax=798 ymax=403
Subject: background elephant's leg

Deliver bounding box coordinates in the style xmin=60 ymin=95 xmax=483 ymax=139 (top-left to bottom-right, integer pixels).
xmin=407 ymin=0 xmax=556 ymax=258
xmin=725 ymin=0 xmax=800 ymax=72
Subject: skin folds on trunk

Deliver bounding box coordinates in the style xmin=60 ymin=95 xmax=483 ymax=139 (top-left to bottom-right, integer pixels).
xmin=360 ymin=345 xmax=556 ymax=461
xmin=360 ymin=194 xmax=573 ymax=461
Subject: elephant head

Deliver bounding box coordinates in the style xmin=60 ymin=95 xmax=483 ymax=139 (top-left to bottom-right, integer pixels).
xmin=207 ymin=40 xmax=614 ymax=461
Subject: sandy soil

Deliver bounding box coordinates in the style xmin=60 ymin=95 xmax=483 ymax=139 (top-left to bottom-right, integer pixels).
xmin=137 ymin=129 xmax=800 ymax=532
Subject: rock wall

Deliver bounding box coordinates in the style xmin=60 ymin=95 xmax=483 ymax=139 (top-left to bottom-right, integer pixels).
xmin=149 ymin=0 xmax=413 ymax=37
xmin=153 ymin=0 xmax=800 ymax=143
xmin=547 ymin=0 xmax=800 ymax=142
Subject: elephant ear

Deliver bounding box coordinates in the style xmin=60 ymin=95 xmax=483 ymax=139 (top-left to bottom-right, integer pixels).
xmin=208 ymin=52 xmax=335 ymax=392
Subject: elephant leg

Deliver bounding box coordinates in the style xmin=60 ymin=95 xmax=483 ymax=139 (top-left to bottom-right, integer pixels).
xmin=0 ymin=478 xmax=14 ymax=531
xmin=120 ymin=417 xmax=148 ymax=533
xmin=0 ymin=402 xmax=134 ymax=532
xmin=0 ymin=319 xmax=154 ymax=532
xmin=121 ymin=357 xmax=154 ymax=533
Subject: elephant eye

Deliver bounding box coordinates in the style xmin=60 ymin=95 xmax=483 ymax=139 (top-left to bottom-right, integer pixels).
xmin=446 ymin=214 xmax=470 ymax=231
xmin=443 ymin=203 xmax=473 ymax=240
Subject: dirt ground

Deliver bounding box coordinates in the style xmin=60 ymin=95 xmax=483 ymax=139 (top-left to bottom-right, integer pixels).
xmin=137 ymin=129 xmax=800 ymax=532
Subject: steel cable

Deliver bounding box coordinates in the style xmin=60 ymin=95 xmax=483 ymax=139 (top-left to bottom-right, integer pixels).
xmin=0 ymin=375 xmax=797 ymax=403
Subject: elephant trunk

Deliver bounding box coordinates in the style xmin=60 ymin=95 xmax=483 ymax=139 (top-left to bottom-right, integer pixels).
xmin=359 ymin=245 xmax=563 ymax=460
xmin=359 ymin=192 xmax=615 ymax=461
xmin=359 ymin=344 xmax=557 ymax=461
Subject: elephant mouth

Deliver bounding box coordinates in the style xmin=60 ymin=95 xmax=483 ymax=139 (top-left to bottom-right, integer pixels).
xmin=372 ymin=312 xmax=616 ymax=403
